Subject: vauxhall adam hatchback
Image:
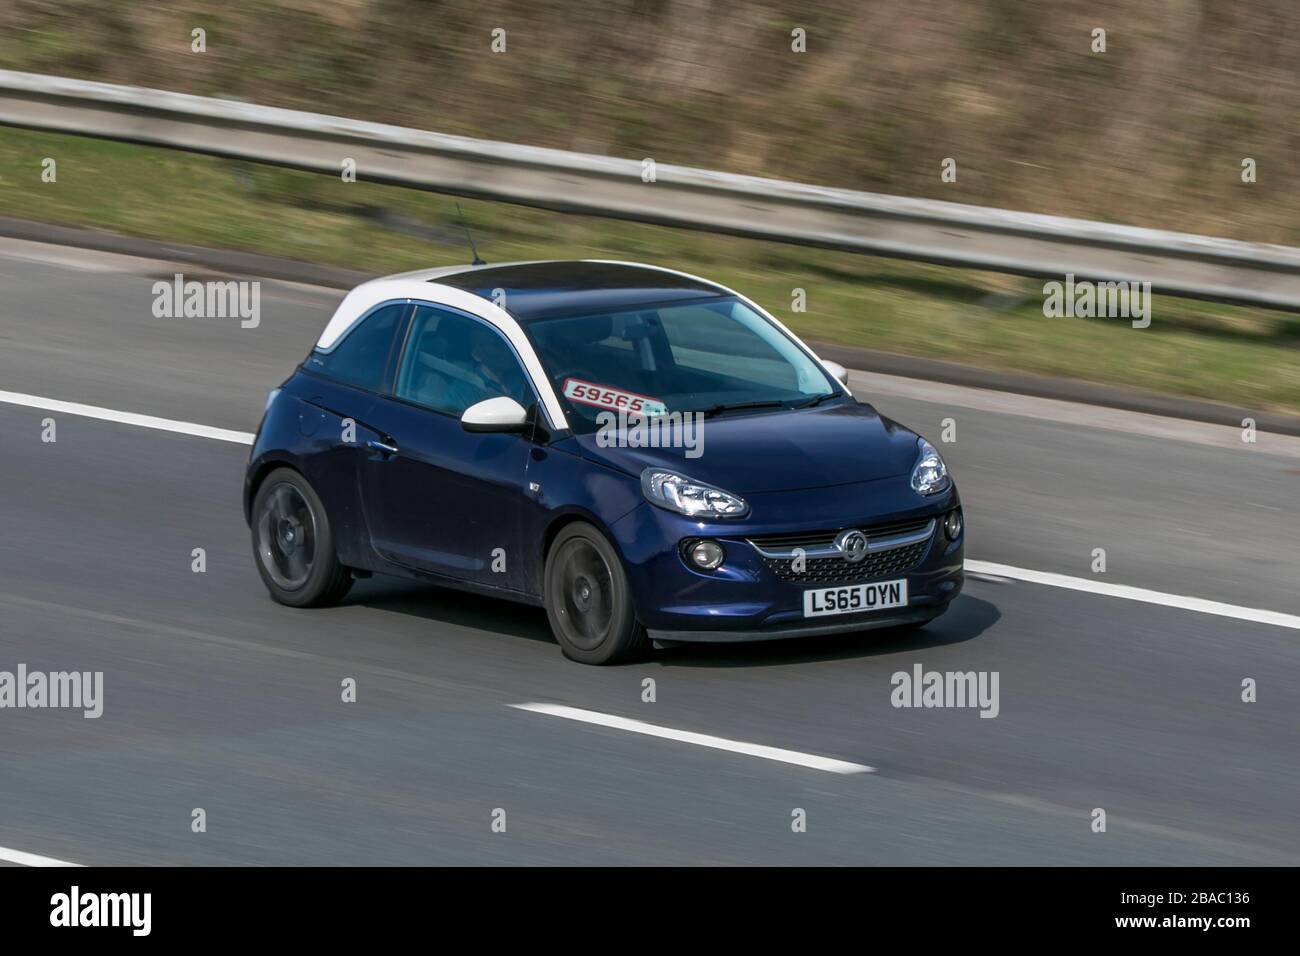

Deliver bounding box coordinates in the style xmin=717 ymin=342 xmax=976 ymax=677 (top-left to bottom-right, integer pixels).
xmin=245 ymin=261 xmax=964 ymax=663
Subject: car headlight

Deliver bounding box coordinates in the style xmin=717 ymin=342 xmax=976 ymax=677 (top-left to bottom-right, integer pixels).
xmin=910 ymin=438 xmax=950 ymax=495
xmin=641 ymin=468 xmax=749 ymax=518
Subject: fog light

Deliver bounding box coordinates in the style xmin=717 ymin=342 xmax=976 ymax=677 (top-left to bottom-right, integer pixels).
xmin=944 ymin=509 xmax=963 ymax=541
xmin=686 ymin=539 xmax=725 ymax=570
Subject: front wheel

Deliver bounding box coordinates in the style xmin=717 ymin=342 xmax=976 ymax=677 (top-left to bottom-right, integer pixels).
xmin=544 ymin=523 xmax=646 ymax=664
xmin=251 ymin=467 xmax=352 ymax=608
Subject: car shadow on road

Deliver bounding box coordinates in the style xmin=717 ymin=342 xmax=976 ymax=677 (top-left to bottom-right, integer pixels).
xmin=351 ymin=578 xmax=1000 ymax=668
xmin=349 ymin=577 xmax=557 ymax=645
xmin=652 ymin=594 xmax=1001 ymax=668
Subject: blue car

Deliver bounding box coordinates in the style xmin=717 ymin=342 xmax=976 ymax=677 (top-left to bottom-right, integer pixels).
xmin=245 ymin=260 xmax=964 ymax=663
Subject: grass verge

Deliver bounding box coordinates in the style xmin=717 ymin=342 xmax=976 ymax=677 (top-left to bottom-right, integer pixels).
xmin=1 ymin=127 xmax=1297 ymax=413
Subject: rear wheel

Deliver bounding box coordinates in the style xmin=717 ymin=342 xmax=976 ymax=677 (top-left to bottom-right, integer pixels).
xmin=251 ymin=467 xmax=352 ymax=608
xmin=544 ymin=523 xmax=646 ymax=664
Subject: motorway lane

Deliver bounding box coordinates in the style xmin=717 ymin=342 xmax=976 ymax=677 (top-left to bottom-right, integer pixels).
xmin=0 ymin=239 xmax=344 ymax=429
xmin=1 ymin=398 xmax=1297 ymax=864
xmin=0 ymin=241 xmax=1298 ymax=864
xmin=1 ymin=237 xmax=1296 ymax=613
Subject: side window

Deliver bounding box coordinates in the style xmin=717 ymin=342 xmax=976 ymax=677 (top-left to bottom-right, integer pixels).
xmin=305 ymin=303 xmax=407 ymax=392
xmin=394 ymin=306 xmax=535 ymax=417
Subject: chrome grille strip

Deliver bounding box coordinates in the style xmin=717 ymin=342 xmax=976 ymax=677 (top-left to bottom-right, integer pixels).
xmin=747 ymin=518 xmax=936 ymax=560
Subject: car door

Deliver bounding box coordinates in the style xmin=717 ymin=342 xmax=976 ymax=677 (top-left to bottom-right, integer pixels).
xmin=359 ymin=303 xmax=538 ymax=592
xmin=294 ymin=300 xmax=412 ymax=568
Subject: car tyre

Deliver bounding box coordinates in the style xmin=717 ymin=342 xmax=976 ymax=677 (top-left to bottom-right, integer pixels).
xmin=251 ymin=467 xmax=353 ymax=608
xmin=544 ymin=522 xmax=646 ymax=664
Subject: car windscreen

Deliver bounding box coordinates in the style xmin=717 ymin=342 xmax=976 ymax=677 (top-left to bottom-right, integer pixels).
xmin=522 ymin=296 xmax=839 ymax=433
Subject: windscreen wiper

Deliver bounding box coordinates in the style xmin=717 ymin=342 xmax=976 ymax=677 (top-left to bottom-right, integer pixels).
xmin=793 ymin=392 xmax=840 ymax=409
xmin=693 ymin=400 xmax=788 ymax=418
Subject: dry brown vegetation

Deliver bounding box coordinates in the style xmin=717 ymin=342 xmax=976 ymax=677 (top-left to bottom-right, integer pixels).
xmin=2 ymin=0 xmax=1298 ymax=242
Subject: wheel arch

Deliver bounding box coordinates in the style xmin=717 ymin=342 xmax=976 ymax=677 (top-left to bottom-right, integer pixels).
xmin=540 ymin=508 xmax=620 ymax=567
xmin=244 ymin=458 xmax=304 ymax=524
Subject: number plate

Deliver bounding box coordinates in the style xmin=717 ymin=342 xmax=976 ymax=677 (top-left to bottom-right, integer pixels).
xmin=802 ymin=579 xmax=908 ymax=618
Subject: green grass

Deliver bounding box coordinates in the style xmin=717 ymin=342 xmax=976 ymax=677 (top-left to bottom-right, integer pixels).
xmin=2 ymin=127 xmax=1297 ymax=413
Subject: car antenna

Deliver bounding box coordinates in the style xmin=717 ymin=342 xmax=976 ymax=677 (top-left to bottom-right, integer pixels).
xmin=455 ymin=201 xmax=487 ymax=266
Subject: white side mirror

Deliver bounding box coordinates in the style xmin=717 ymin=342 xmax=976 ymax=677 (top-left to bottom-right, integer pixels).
xmin=461 ymin=396 xmax=529 ymax=433
xmin=822 ymin=359 xmax=849 ymax=386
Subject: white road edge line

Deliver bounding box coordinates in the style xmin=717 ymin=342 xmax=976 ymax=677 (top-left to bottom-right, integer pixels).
xmin=0 ymin=845 xmax=84 ymax=867
xmin=3 ymin=389 xmax=1297 ymax=632
xmin=966 ymin=559 xmax=1300 ymax=631
xmin=0 ymin=389 xmax=255 ymax=445
xmin=510 ymin=703 xmax=874 ymax=774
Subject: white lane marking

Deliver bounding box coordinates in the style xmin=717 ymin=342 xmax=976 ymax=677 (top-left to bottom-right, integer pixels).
xmin=510 ymin=703 xmax=874 ymax=774
xmin=3 ymin=389 xmax=1298 ymax=633
xmin=966 ymin=570 xmax=1015 ymax=584
xmin=966 ymin=559 xmax=1300 ymax=631
xmin=0 ymin=845 xmax=83 ymax=867
xmin=0 ymin=390 xmax=254 ymax=445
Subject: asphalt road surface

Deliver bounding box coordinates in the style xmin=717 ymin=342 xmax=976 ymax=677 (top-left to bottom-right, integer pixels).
xmin=0 ymin=238 xmax=1296 ymax=865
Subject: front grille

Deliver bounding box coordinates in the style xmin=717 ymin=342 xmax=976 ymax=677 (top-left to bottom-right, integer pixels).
xmin=760 ymin=539 xmax=930 ymax=584
xmin=747 ymin=517 xmax=933 ymax=554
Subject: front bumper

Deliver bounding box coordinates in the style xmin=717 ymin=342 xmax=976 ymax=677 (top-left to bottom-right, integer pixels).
xmin=611 ymin=476 xmax=964 ymax=642
xmin=646 ymin=604 xmax=948 ymax=644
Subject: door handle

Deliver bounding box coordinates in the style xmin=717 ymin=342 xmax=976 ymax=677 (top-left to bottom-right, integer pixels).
xmin=367 ymin=439 xmax=400 ymax=457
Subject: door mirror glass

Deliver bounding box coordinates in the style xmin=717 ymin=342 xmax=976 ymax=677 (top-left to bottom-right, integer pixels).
xmin=461 ymin=396 xmax=529 ymax=433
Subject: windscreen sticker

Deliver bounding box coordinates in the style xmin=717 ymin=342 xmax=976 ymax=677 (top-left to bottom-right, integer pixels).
xmin=562 ymin=378 xmax=668 ymax=417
